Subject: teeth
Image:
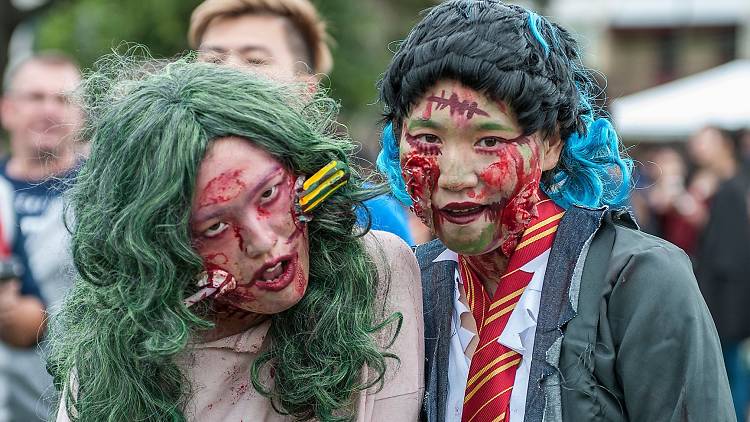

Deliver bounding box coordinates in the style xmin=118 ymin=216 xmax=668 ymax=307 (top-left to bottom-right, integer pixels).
xmin=261 ymin=262 xmax=284 ymax=281
xmin=451 ymin=207 xmax=481 ymax=214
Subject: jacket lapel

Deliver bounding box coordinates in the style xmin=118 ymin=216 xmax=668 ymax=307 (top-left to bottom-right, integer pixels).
xmin=415 ymin=240 xmax=455 ymax=422
xmin=524 ymin=205 xmax=607 ymax=422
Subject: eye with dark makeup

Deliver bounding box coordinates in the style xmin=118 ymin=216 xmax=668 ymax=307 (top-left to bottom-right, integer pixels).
xmin=405 ymin=133 xmax=441 ymax=155
xmin=202 ymin=221 xmax=229 ymax=238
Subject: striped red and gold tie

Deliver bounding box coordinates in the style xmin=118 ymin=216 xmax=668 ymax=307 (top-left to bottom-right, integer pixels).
xmin=460 ymin=198 xmax=564 ymax=422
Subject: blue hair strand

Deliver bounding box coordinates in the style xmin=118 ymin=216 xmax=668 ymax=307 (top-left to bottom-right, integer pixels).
xmin=376 ymin=122 xmax=412 ymax=206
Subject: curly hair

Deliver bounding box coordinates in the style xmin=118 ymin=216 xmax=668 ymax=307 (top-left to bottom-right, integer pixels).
xmin=47 ymin=54 xmax=400 ymax=422
xmin=377 ymin=0 xmax=632 ymax=209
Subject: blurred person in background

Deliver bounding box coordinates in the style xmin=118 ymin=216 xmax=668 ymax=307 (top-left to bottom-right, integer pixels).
xmin=687 ymin=126 xmax=733 ymax=209
xmin=0 ymin=53 xmax=82 ymax=422
xmin=691 ymin=125 xmax=750 ymax=422
xmin=188 ymin=0 xmax=415 ymax=245
xmin=640 ymin=147 xmax=709 ymax=257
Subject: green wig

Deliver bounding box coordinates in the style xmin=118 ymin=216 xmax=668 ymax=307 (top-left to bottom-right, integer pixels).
xmin=47 ymin=55 xmax=401 ymax=422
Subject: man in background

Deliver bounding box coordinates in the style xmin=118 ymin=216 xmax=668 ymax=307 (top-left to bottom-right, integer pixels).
xmin=691 ymin=126 xmax=750 ymax=422
xmin=0 ymin=53 xmax=82 ymax=422
xmin=188 ymin=0 xmax=415 ymax=244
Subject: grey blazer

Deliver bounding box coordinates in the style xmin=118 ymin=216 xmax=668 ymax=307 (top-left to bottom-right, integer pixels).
xmin=416 ymin=206 xmax=734 ymax=422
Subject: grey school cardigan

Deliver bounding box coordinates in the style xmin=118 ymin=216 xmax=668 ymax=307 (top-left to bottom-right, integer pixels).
xmin=416 ymin=205 xmax=734 ymax=422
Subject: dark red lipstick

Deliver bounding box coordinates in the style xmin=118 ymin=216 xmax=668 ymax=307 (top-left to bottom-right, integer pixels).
xmin=251 ymin=253 xmax=298 ymax=292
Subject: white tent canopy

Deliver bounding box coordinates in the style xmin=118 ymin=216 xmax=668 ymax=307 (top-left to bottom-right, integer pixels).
xmin=611 ymin=59 xmax=750 ymax=142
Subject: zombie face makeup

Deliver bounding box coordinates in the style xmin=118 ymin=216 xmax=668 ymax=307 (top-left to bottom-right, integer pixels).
xmin=190 ymin=136 xmax=309 ymax=314
xmin=399 ymin=80 xmax=557 ymax=256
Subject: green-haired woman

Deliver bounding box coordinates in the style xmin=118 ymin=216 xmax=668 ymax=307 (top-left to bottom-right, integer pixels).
xmin=49 ymin=57 xmax=423 ymax=422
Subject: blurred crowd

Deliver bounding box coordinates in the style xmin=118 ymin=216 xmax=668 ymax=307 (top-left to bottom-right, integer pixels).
xmin=0 ymin=0 xmax=748 ymax=421
xmin=632 ymin=126 xmax=750 ymax=420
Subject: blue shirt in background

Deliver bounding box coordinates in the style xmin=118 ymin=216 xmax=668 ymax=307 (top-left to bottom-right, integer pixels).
xmin=360 ymin=194 xmax=414 ymax=246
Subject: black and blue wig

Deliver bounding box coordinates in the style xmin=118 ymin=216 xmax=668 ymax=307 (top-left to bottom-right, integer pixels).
xmin=377 ymin=0 xmax=632 ymax=209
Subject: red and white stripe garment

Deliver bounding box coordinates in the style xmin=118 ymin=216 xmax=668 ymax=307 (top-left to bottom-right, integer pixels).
xmin=435 ymin=198 xmax=564 ymax=422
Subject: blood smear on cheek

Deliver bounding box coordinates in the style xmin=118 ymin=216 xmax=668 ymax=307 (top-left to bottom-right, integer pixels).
xmin=257 ymin=207 xmax=271 ymax=219
xmin=204 ymin=253 xmax=229 ymax=266
xmin=401 ymin=153 xmax=440 ymax=220
xmin=294 ymin=265 xmax=305 ymax=296
xmin=479 ymin=161 xmax=513 ymax=191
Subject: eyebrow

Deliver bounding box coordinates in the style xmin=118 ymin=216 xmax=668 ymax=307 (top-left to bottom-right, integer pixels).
xmin=407 ymin=119 xmax=443 ymax=131
xmin=200 ymin=45 xmax=272 ymax=56
xmin=193 ymin=166 xmax=283 ymax=221
xmin=476 ymin=122 xmax=515 ymax=132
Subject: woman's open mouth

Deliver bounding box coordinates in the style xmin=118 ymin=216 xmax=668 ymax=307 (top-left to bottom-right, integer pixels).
xmin=438 ymin=202 xmax=487 ymax=225
xmin=252 ymin=254 xmax=298 ymax=292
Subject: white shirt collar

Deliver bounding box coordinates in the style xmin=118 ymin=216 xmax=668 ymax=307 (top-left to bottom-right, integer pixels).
xmin=434 ymin=246 xmax=550 ymax=355
xmin=497 ymin=249 xmax=549 ymax=354
xmin=433 ymin=248 xmax=458 ymax=264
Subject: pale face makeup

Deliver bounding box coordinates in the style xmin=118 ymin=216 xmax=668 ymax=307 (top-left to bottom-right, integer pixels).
xmin=190 ymin=136 xmax=309 ymax=314
xmin=399 ymin=80 xmax=561 ymax=257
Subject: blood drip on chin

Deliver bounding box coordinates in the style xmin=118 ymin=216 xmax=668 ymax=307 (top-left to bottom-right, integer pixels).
xmin=212 ymin=288 xmax=257 ymax=319
xmin=401 ymin=152 xmax=440 ymax=227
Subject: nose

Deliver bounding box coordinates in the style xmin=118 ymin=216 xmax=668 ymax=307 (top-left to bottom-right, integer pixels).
xmin=437 ymin=149 xmax=478 ymax=192
xmin=239 ymin=216 xmax=278 ymax=258
xmin=41 ymin=94 xmax=66 ymax=119
xmin=223 ymin=53 xmax=248 ymax=71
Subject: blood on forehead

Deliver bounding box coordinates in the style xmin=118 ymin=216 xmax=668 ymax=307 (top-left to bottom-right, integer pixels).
xmin=199 ymin=169 xmax=247 ymax=207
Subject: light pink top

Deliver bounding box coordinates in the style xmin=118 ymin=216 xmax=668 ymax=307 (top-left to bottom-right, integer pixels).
xmin=57 ymin=230 xmax=424 ymax=422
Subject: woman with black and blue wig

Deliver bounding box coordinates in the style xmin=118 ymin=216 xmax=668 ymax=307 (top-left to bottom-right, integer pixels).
xmin=376 ymin=1 xmax=733 ymax=421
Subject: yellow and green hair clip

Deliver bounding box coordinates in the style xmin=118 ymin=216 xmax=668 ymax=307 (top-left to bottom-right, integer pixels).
xmin=297 ymin=160 xmax=350 ymax=215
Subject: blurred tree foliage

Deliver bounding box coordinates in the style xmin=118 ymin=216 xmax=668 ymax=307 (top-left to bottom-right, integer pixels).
xmin=35 ymin=0 xmax=203 ymax=62
xmin=33 ymin=0 xmax=436 ymax=159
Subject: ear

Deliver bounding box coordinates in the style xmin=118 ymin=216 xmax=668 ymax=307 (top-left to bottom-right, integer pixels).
xmin=0 ymin=96 xmax=15 ymax=132
xmin=541 ymin=132 xmax=563 ymax=171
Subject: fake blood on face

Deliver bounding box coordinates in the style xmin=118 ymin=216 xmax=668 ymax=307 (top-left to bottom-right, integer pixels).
xmin=479 ymin=161 xmax=512 ymax=191
xmin=191 ymin=137 xmax=311 ymax=316
xmin=231 ymin=226 xmax=245 ymax=252
xmin=478 ymin=141 xmax=543 ymax=256
xmin=204 ymin=253 xmax=229 ymax=266
xmin=405 ymin=133 xmax=440 ymax=156
xmin=426 ymin=89 xmax=490 ymax=120
xmin=401 ymin=151 xmax=440 ymax=223
xmin=199 ymin=169 xmax=247 ymax=207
